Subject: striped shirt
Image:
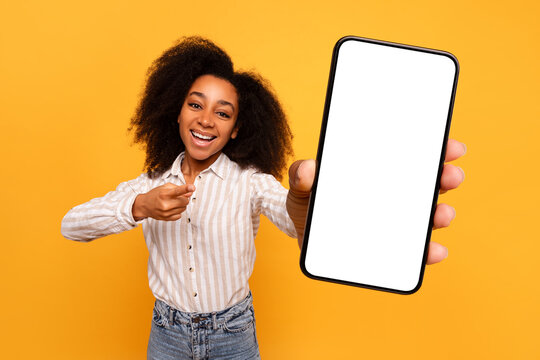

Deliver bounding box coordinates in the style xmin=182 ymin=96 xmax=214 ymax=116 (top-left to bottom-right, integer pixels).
xmin=61 ymin=152 xmax=297 ymax=313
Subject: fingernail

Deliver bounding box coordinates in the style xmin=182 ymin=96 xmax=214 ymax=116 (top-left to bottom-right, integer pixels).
xmin=451 ymin=207 xmax=456 ymax=221
xmin=444 ymin=247 xmax=449 ymax=259
xmin=461 ymin=142 xmax=467 ymax=154
xmin=457 ymin=166 xmax=465 ymax=180
xmin=294 ymin=166 xmax=302 ymax=185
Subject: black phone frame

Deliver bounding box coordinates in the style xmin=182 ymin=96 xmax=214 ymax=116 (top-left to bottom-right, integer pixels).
xmin=299 ymin=35 xmax=460 ymax=295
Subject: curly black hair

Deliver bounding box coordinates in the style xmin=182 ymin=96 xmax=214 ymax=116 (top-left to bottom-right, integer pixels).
xmin=128 ymin=36 xmax=293 ymax=180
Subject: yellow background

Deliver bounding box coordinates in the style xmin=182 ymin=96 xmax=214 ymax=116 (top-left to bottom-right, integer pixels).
xmin=1 ymin=0 xmax=538 ymax=359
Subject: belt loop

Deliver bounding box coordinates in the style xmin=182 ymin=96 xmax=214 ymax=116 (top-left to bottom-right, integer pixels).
xmin=212 ymin=312 xmax=217 ymax=330
xmin=169 ymin=307 xmax=174 ymax=325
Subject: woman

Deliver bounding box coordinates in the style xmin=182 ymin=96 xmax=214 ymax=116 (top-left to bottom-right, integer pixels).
xmin=61 ymin=36 xmax=465 ymax=359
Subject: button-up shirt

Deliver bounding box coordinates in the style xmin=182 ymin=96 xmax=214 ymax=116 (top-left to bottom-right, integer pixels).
xmin=61 ymin=152 xmax=297 ymax=313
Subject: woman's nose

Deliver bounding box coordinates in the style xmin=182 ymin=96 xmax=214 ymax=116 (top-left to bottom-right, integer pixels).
xmin=199 ymin=111 xmax=214 ymax=127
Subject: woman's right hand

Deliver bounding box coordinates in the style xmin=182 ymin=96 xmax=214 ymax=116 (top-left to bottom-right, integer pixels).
xmin=132 ymin=183 xmax=195 ymax=221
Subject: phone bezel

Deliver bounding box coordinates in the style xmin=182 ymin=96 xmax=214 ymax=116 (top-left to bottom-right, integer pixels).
xmin=299 ymin=35 xmax=460 ymax=295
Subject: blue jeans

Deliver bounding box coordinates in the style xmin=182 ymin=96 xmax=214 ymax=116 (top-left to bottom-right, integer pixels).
xmin=147 ymin=292 xmax=261 ymax=360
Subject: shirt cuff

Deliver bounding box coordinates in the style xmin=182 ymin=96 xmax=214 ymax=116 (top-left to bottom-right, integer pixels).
xmin=284 ymin=215 xmax=298 ymax=239
xmin=115 ymin=192 xmax=145 ymax=230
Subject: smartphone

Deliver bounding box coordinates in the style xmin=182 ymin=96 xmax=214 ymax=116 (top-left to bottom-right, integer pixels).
xmin=300 ymin=36 xmax=459 ymax=294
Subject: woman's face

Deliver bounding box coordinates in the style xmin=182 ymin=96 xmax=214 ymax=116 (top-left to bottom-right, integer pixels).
xmin=178 ymin=74 xmax=239 ymax=166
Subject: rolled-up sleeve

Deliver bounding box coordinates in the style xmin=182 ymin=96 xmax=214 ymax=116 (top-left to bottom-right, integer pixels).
xmin=61 ymin=173 xmax=150 ymax=242
xmin=250 ymin=173 xmax=297 ymax=239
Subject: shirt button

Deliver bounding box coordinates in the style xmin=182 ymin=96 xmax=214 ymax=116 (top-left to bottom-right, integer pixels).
xmin=193 ymin=292 xmax=198 ymax=297
xmin=198 ymin=175 xmax=202 ymax=179
xmin=189 ymin=267 xmax=194 ymax=272
xmin=188 ymin=218 xmax=191 ymax=223
xmin=188 ymin=245 xmax=192 ymax=250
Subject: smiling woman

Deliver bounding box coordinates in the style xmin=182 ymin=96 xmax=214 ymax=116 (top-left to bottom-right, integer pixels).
xmin=128 ymin=36 xmax=293 ymax=181
xmin=178 ymin=75 xmax=240 ymax=180
xmin=62 ymin=36 xmax=299 ymax=360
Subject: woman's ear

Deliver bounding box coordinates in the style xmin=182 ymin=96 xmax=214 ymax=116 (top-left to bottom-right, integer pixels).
xmin=231 ymin=127 xmax=239 ymax=139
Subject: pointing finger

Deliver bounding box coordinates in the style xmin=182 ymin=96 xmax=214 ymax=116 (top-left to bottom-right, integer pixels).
xmin=170 ymin=184 xmax=195 ymax=197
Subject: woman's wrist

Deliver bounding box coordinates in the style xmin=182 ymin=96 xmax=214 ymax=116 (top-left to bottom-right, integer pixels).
xmin=286 ymin=191 xmax=308 ymax=247
xmin=132 ymin=193 xmax=147 ymax=221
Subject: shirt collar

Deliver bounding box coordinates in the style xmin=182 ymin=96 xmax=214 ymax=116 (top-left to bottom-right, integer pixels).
xmin=162 ymin=152 xmax=230 ymax=180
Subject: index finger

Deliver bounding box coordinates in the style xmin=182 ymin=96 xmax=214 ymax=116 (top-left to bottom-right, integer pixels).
xmin=445 ymin=138 xmax=467 ymax=162
xmin=167 ymin=184 xmax=195 ymax=197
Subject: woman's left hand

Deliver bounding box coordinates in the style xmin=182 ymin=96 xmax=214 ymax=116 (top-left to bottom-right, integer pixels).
xmin=286 ymin=138 xmax=466 ymax=265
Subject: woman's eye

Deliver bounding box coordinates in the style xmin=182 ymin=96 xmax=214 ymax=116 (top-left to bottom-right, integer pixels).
xmin=217 ymin=112 xmax=230 ymax=118
xmin=189 ymin=103 xmax=201 ymax=109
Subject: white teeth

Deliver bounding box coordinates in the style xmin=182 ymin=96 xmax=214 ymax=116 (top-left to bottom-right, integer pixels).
xmin=191 ymin=131 xmax=215 ymax=140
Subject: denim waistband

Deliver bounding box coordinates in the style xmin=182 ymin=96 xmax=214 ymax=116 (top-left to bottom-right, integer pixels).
xmin=154 ymin=291 xmax=253 ymax=329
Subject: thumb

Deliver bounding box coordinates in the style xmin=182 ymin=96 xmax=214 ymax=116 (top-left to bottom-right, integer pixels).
xmin=288 ymin=159 xmax=315 ymax=195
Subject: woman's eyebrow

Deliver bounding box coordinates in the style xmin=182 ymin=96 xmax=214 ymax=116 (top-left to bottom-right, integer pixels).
xmin=217 ymin=100 xmax=235 ymax=112
xmin=189 ymin=91 xmax=206 ymax=98
xmin=189 ymin=91 xmax=235 ymax=112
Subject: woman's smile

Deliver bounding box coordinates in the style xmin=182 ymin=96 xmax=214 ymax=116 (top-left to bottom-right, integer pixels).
xmin=190 ymin=130 xmax=216 ymax=142
xmin=190 ymin=129 xmax=218 ymax=147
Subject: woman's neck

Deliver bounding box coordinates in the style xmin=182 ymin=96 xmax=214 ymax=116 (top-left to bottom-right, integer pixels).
xmin=181 ymin=151 xmax=221 ymax=184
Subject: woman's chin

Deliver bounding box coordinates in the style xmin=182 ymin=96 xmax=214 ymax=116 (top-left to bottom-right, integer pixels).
xmin=185 ymin=149 xmax=221 ymax=164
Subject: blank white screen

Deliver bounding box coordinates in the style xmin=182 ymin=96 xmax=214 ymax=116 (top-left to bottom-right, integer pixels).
xmin=304 ymin=39 xmax=457 ymax=292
